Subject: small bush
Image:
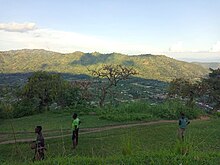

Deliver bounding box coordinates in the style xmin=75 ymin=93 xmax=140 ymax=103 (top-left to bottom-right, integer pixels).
xmin=97 ymin=102 xmax=154 ymax=121
xmin=213 ymin=111 xmax=220 ymax=118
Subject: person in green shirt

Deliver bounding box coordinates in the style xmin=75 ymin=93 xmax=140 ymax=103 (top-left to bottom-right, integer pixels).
xmin=178 ymin=112 xmax=190 ymax=140
xmin=72 ymin=113 xmax=81 ymax=149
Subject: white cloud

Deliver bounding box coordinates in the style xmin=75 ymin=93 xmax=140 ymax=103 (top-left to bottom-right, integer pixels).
xmin=210 ymin=41 xmax=220 ymax=52
xmin=1 ymin=22 xmax=218 ymax=62
xmin=169 ymin=41 xmax=184 ymax=52
xmin=0 ymin=24 xmax=157 ymax=54
xmin=0 ymin=22 xmax=37 ymax=32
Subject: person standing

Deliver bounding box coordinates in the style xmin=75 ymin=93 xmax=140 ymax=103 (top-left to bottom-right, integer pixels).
xmin=72 ymin=113 xmax=81 ymax=149
xmin=178 ymin=112 xmax=190 ymax=140
xmin=33 ymin=126 xmax=45 ymax=160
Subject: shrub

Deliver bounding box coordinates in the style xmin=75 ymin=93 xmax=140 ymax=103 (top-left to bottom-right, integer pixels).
xmin=152 ymin=100 xmax=203 ymax=120
xmin=97 ymin=102 xmax=155 ymax=121
xmin=97 ymin=100 xmax=204 ymax=121
xmin=12 ymin=98 xmax=39 ymax=118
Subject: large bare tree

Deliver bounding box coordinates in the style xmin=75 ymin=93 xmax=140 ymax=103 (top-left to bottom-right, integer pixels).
xmin=89 ymin=64 xmax=138 ymax=107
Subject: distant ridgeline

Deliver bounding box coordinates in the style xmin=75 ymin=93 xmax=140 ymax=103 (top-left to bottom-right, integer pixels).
xmin=0 ymin=49 xmax=209 ymax=83
xmin=193 ymin=62 xmax=220 ymax=70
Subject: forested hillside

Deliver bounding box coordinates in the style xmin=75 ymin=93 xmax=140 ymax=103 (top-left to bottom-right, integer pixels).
xmin=0 ymin=49 xmax=209 ymax=81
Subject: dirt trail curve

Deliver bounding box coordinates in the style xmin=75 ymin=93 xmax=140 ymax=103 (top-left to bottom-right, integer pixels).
xmin=0 ymin=118 xmax=209 ymax=145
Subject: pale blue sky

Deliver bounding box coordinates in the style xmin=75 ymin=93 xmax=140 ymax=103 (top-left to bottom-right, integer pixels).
xmin=0 ymin=0 xmax=220 ymax=61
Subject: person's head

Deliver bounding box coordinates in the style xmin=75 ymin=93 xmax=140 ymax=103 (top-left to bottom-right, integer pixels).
xmin=35 ymin=126 xmax=42 ymax=133
xmin=72 ymin=113 xmax=77 ymax=119
xmin=180 ymin=112 xmax=185 ymax=118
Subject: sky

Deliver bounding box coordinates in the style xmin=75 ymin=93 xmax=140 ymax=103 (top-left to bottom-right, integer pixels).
xmin=0 ymin=0 xmax=220 ymax=62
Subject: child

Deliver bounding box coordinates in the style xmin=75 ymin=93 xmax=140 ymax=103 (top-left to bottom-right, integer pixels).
xmin=178 ymin=112 xmax=190 ymax=140
xmin=33 ymin=126 xmax=45 ymax=161
xmin=72 ymin=113 xmax=81 ymax=149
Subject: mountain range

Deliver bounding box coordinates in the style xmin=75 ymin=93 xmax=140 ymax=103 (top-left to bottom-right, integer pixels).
xmin=0 ymin=49 xmax=210 ymax=81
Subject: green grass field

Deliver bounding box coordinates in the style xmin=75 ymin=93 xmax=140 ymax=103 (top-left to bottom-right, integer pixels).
xmin=0 ymin=100 xmax=203 ymax=143
xmin=0 ymin=101 xmax=218 ymax=164
xmin=0 ymin=111 xmax=130 ymax=143
xmin=0 ymin=117 xmax=219 ymax=165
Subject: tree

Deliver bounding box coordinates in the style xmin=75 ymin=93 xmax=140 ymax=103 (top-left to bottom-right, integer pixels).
xmin=168 ymin=78 xmax=197 ymax=107
xmin=21 ymin=71 xmax=77 ymax=111
xmin=169 ymin=68 xmax=220 ymax=111
xmin=89 ymin=64 xmax=138 ymax=107
xmin=71 ymin=80 xmax=92 ymax=102
xmin=202 ymin=68 xmax=220 ymax=110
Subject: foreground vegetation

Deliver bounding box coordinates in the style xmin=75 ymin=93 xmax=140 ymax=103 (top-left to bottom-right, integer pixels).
xmin=0 ymin=100 xmax=218 ymax=164
xmin=1 ymin=67 xmax=219 ymax=120
xmin=0 ymin=118 xmax=219 ymax=164
xmin=0 ymin=100 xmax=204 ymax=142
xmin=0 ymin=95 xmax=218 ymax=164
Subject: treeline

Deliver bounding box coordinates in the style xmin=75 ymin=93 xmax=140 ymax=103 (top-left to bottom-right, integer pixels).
xmin=0 ymin=65 xmax=138 ymax=118
xmin=169 ymin=68 xmax=220 ymax=111
xmin=0 ymin=71 xmax=87 ymax=118
xmin=1 ymin=66 xmax=219 ymax=119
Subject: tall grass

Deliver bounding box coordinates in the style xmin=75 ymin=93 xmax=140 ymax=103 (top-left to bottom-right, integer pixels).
xmin=1 ymin=118 xmax=219 ymax=165
xmin=97 ymin=100 xmax=204 ymax=121
xmin=2 ymin=151 xmax=219 ymax=165
xmin=152 ymin=100 xmax=203 ymax=119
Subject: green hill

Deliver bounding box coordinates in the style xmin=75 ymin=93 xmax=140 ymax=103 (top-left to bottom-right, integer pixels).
xmin=0 ymin=49 xmax=209 ymax=81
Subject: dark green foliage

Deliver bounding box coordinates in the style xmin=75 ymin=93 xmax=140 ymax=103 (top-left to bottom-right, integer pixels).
xmin=0 ymin=102 xmax=7 ymax=118
xmin=168 ymin=78 xmax=197 ymax=107
xmin=152 ymin=100 xmax=203 ymax=119
xmin=0 ymin=102 xmax=14 ymax=119
xmin=59 ymin=86 xmax=82 ymax=107
xmin=9 ymin=152 xmax=214 ymax=165
xmin=122 ymin=60 xmax=135 ymax=66
xmin=203 ymin=68 xmax=220 ymax=109
xmin=1 ymin=71 xmax=85 ymax=117
xmin=71 ymin=53 xmax=112 ymax=66
xmin=41 ymin=63 xmax=48 ymax=70
xmin=12 ymin=98 xmax=38 ymax=117
xmin=168 ymin=68 xmax=220 ymax=112
xmin=98 ymin=100 xmax=203 ymax=121
xmin=21 ymin=71 xmax=65 ymax=110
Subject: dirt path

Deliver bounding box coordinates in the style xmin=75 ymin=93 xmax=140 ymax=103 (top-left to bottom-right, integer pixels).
xmin=0 ymin=118 xmax=209 ymax=145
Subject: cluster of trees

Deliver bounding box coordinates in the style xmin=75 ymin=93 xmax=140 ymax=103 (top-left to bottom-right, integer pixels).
xmin=0 ymin=65 xmax=137 ymax=118
xmin=169 ymin=68 xmax=220 ymax=111
xmin=1 ymin=65 xmax=219 ymax=119
xmin=0 ymin=71 xmax=84 ymax=118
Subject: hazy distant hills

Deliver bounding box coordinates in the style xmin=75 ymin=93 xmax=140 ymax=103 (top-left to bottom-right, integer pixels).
xmin=193 ymin=62 xmax=220 ymax=70
xmin=0 ymin=49 xmax=209 ymax=81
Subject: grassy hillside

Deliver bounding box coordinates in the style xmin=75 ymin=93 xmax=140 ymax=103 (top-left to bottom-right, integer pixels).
xmin=0 ymin=100 xmax=203 ymax=142
xmin=0 ymin=100 xmax=218 ymax=164
xmin=0 ymin=49 xmax=209 ymax=81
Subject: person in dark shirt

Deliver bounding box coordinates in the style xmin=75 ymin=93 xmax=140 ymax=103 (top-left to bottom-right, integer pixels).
xmin=33 ymin=126 xmax=45 ymax=161
xmin=178 ymin=112 xmax=190 ymax=140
